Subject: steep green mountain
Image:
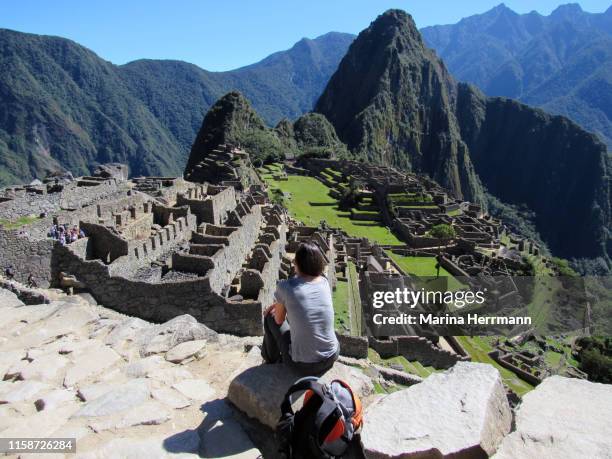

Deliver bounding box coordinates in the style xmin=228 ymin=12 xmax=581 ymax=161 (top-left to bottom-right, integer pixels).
xmin=184 ymin=91 xmax=283 ymax=178
xmin=0 ymin=28 xmax=182 ymax=185
xmin=185 ymin=92 xmax=348 ymax=180
xmin=316 ymin=9 xmax=611 ymax=266
xmin=421 ymin=3 xmax=612 ymax=148
xmin=0 ymin=29 xmax=353 ymax=186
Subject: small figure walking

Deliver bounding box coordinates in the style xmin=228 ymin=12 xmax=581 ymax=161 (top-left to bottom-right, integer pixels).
xmin=27 ymin=274 xmax=37 ymax=288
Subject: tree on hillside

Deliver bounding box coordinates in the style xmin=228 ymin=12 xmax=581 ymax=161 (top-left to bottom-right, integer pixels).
xmin=430 ymin=224 xmax=456 ymax=240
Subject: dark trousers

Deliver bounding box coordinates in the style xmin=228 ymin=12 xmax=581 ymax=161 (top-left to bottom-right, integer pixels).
xmin=261 ymin=314 xmax=338 ymax=377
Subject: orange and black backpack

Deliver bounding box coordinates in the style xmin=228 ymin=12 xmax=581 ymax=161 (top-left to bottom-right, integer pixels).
xmin=276 ymin=376 xmax=363 ymax=459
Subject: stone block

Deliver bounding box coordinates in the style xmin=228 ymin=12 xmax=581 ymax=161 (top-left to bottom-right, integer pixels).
xmin=494 ymin=376 xmax=612 ymax=458
xmin=361 ymin=362 xmax=511 ymax=458
xmin=73 ymin=378 xmax=151 ymax=417
xmin=228 ymin=362 xmax=373 ymax=429
xmin=165 ymin=340 xmax=207 ymax=363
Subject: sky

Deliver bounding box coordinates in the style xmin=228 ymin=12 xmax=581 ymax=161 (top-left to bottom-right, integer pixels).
xmin=0 ymin=1 xmax=610 ymax=71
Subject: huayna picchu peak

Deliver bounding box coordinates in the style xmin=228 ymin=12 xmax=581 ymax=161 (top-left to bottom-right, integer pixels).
xmin=316 ymin=9 xmax=611 ymax=267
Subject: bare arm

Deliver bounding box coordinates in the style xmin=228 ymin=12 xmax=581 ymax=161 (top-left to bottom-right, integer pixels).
xmin=273 ymin=302 xmax=286 ymax=325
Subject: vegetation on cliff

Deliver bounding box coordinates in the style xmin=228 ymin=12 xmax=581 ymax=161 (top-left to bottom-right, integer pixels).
xmin=292 ymin=113 xmax=349 ymax=158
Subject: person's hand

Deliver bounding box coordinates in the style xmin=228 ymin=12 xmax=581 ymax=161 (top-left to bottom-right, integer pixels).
xmin=263 ymin=304 xmax=276 ymax=317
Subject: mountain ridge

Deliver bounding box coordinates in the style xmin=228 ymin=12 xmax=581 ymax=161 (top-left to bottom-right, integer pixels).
xmin=421 ymin=2 xmax=612 ymax=148
xmin=0 ymin=28 xmax=354 ymax=185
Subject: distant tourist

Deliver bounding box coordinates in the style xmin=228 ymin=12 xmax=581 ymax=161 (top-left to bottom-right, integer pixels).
xmin=27 ymin=274 xmax=37 ymax=288
xmin=48 ymin=224 xmax=58 ymax=239
xmin=261 ymin=242 xmax=339 ymax=376
xmin=4 ymin=265 xmax=14 ymax=280
xmin=70 ymin=226 xmax=78 ymax=243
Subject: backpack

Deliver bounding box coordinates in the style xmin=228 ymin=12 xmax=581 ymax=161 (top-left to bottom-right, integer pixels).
xmin=276 ymin=376 xmax=363 ymax=459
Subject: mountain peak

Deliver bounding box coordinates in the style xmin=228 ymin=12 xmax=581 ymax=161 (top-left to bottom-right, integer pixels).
xmin=361 ymin=9 xmax=426 ymax=55
xmin=373 ymin=9 xmax=420 ymax=37
xmin=551 ymin=3 xmax=584 ymax=18
xmin=493 ymin=3 xmax=511 ymax=12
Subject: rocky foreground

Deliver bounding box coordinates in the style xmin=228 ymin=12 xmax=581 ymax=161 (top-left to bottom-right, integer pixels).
xmin=0 ymin=286 xmax=611 ymax=458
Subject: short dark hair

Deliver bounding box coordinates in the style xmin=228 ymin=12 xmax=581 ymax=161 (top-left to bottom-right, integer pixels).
xmin=295 ymin=242 xmax=326 ymax=277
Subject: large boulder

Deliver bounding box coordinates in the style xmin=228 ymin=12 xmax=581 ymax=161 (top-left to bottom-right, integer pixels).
xmin=494 ymin=376 xmax=612 ymax=458
xmin=228 ymin=362 xmax=374 ymax=429
xmin=361 ymin=362 xmax=511 ymax=458
xmin=92 ymin=163 xmax=128 ymax=182
xmin=137 ymin=315 xmax=218 ymax=357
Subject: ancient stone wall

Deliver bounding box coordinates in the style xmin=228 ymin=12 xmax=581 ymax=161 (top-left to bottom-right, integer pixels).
xmin=203 ymin=205 xmax=263 ymax=294
xmin=54 ymin=244 xmax=263 ymax=336
xmin=369 ymin=336 xmax=470 ymax=369
xmin=177 ymin=186 xmax=236 ymax=225
xmin=0 ymin=179 xmax=125 ymax=222
xmin=0 ymin=278 xmax=50 ymax=304
xmin=337 ymin=333 xmax=369 ymax=358
xmin=123 ymin=214 xmax=197 ymax=271
xmin=0 ymin=228 xmax=56 ymax=287
xmin=79 ymin=222 xmax=128 ymax=263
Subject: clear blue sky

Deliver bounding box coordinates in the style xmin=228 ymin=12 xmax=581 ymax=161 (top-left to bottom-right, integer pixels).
xmin=0 ymin=1 xmax=609 ymax=71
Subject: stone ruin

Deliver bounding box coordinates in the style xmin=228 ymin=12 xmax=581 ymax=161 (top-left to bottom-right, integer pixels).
xmin=0 ymin=151 xmax=287 ymax=337
xmin=184 ymin=144 xmax=260 ymax=190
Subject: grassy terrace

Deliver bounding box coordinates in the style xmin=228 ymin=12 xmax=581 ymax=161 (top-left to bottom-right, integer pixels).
xmin=388 ymin=253 xmax=465 ymax=291
xmin=455 ymin=336 xmax=534 ymax=396
xmin=368 ymin=348 xmax=439 ymax=379
xmin=332 ymin=279 xmax=350 ymax=333
xmin=0 ymin=215 xmax=42 ymax=230
xmin=260 ymin=172 xmax=402 ymax=245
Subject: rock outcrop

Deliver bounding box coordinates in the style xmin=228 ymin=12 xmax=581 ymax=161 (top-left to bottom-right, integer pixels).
xmin=361 ymin=361 xmax=511 ymax=458
xmin=315 ymin=9 xmax=611 ymax=264
xmin=494 ymin=376 xmax=612 ymax=458
xmin=228 ymin=361 xmax=374 ymax=429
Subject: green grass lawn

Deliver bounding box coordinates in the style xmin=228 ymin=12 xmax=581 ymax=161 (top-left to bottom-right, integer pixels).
xmin=263 ymin=175 xmax=402 ymax=245
xmin=0 ymin=215 xmax=41 ymax=230
xmin=332 ymin=279 xmax=350 ymax=333
xmin=455 ymin=336 xmax=534 ymax=396
xmin=447 ymin=209 xmax=462 ymax=217
xmin=388 ymin=253 xmax=465 ymax=290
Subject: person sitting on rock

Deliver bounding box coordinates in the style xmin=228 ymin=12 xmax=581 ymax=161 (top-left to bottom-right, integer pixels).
xmin=262 ymin=241 xmax=339 ymax=376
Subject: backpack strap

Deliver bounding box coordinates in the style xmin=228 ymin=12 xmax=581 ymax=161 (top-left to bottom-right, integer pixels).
xmin=280 ymin=377 xmax=326 ymax=417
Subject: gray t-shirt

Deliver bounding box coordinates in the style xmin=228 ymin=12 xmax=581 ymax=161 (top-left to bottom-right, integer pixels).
xmin=274 ymin=276 xmax=339 ymax=363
